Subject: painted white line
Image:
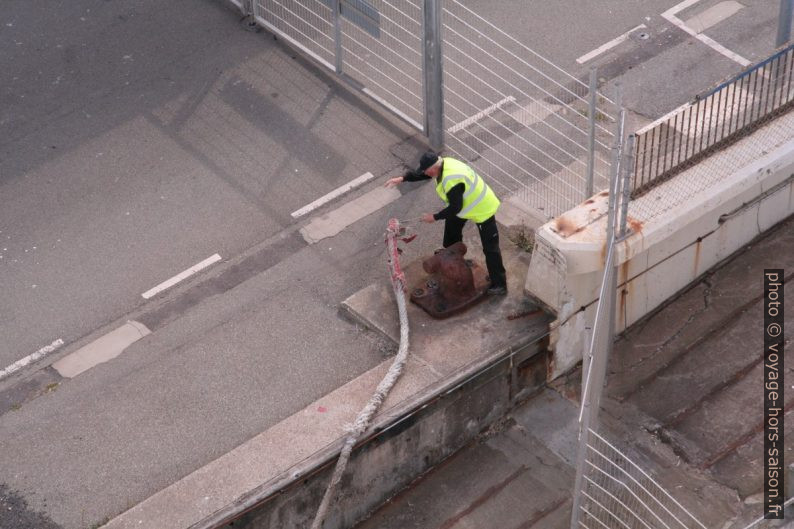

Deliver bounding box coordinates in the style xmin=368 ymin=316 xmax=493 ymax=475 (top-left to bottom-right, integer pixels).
xmin=508 ymin=100 xmax=561 ymax=128
xmin=141 ymin=254 xmax=222 ymax=299
xmin=0 ymin=339 xmax=64 ymax=381
xmin=53 ymin=321 xmax=151 ymax=378
xmin=662 ymin=0 xmax=705 ymax=18
xmin=291 ymin=172 xmax=376 ymax=219
xmin=662 ymin=0 xmax=750 ymax=66
xmin=576 ymin=24 xmax=647 ymax=64
xmin=636 ymin=99 xmax=695 ymax=135
xmin=684 ymin=1 xmax=744 ymax=33
xmin=300 ymin=186 xmax=401 ymax=244
xmin=448 ymin=96 xmax=516 ymax=133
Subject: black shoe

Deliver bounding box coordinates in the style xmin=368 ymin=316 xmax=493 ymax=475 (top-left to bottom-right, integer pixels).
xmin=487 ymin=285 xmax=507 ymax=296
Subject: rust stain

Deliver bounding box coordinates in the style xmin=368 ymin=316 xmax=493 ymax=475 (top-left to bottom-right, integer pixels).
xmin=438 ymin=467 xmax=527 ymax=529
xmin=619 ymin=260 xmax=630 ymax=330
xmin=667 ymin=354 xmax=764 ymax=429
xmin=547 ymin=349 xmax=557 ymax=383
xmin=514 ymin=497 xmax=570 ymax=528
xmin=553 ymin=216 xmax=578 ymax=237
xmin=619 ymin=251 xmax=630 ymax=285
xmin=507 ymin=309 xmax=544 ymax=321
xmin=627 ymin=217 xmax=643 ymax=234
xmin=700 ymin=398 xmax=794 ymax=470
xmin=600 ymin=240 xmax=607 ymax=267
xmin=693 ymin=237 xmax=702 ymax=276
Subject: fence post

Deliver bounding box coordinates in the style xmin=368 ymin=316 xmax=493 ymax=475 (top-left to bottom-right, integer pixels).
xmin=618 ymin=135 xmax=635 ymax=239
xmin=570 ymin=87 xmax=625 ymax=529
xmin=569 ymin=141 xmax=620 ymax=529
xmin=585 ymin=67 xmax=598 ymax=200
xmin=778 ymin=0 xmax=793 ymax=47
xmin=332 ymin=0 xmax=343 ymax=74
xmin=422 ymin=0 xmax=444 ymax=151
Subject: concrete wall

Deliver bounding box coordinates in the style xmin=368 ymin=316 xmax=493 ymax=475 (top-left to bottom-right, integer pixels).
xmin=205 ymin=337 xmax=549 ymax=529
xmin=527 ymin=135 xmax=794 ymax=379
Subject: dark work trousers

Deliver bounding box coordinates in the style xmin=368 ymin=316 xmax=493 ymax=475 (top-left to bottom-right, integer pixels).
xmin=442 ymin=215 xmax=507 ymax=288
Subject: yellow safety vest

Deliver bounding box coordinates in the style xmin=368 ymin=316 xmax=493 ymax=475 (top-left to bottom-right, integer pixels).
xmin=435 ymin=157 xmax=500 ymax=223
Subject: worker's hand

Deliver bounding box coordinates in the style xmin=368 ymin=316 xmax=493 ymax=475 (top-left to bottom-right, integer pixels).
xmin=384 ymin=176 xmax=404 ymax=188
xmin=421 ymin=213 xmax=436 ymax=223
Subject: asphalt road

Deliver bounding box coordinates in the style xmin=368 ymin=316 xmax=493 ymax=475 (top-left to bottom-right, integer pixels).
xmin=468 ymin=0 xmax=782 ymax=121
xmin=0 ymin=1 xmax=427 ymax=527
xmin=0 ymin=0 xmax=789 ymax=527
xmin=0 ymin=0 xmax=421 ymax=370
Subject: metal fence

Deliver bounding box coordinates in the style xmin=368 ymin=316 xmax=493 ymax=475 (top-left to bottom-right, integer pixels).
xmin=633 ymin=42 xmax=794 ymax=198
xmin=440 ymin=0 xmax=616 ymax=218
xmin=570 ymin=124 xmax=706 ymax=529
xmin=577 ymin=429 xmax=707 ymax=529
xmin=251 ymin=0 xmax=425 ymax=129
xmin=233 ymin=0 xmax=616 ymax=219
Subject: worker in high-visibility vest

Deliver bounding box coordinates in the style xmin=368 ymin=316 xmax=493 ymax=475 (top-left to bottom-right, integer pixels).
xmin=385 ymin=151 xmax=507 ymax=295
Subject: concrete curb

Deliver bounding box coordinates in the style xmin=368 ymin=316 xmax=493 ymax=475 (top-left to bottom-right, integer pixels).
xmin=104 ymin=241 xmax=551 ymax=529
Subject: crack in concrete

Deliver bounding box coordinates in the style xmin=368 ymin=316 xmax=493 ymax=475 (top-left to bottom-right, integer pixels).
xmin=621 ymin=275 xmax=712 ymax=373
xmin=646 ymin=424 xmax=693 ymax=465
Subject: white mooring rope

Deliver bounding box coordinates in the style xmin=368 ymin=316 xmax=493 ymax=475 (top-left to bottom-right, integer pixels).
xmin=310 ymin=219 xmax=412 ymax=529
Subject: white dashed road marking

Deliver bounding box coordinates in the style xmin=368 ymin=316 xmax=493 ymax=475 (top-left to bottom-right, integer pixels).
xmin=576 ymin=24 xmax=648 ymax=64
xmin=141 ymin=253 xmax=222 ymax=299
xmin=448 ymin=96 xmax=516 ymax=133
xmin=291 ymin=172 xmax=376 ymax=219
xmin=662 ymin=0 xmax=751 ymax=66
xmin=684 ymin=1 xmax=744 ymax=33
xmin=0 ymin=338 xmax=64 ymax=381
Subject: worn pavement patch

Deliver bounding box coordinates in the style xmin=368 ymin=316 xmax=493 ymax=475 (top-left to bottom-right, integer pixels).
xmin=0 ymin=484 xmax=62 ymax=529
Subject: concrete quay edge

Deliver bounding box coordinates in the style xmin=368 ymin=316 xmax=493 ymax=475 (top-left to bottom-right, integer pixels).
xmin=105 ymin=243 xmax=551 ymax=529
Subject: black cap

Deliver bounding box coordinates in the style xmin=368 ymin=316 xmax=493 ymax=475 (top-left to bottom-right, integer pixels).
xmin=416 ymin=151 xmax=439 ymax=174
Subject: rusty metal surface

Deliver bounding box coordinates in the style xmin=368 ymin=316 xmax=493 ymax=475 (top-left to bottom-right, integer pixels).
xmin=409 ymin=242 xmax=489 ymax=319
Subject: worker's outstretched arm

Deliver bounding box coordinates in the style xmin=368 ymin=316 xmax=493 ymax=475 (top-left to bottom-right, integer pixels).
xmin=385 ymin=169 xmax=432 ymax=187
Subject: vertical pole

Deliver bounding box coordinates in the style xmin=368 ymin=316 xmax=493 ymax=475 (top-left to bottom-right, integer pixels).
xmin=333 ymin=0 xmax=343 ymax=74
xmin=422 ymin=0 xmax=444 ymax=150
xmin=570 ymin=88 xmax=623 ymax=529
xmin=777 ymin=0 xmax=793 ymax=48
xmin=585 ymin=67 xmax=598 ymax=199
xmin=607 ymin=85 xmax=623 ymax=251
xmin=604 ymin=97 xmax=625 ymax=383
xmin=597 ymin=104 xmax=623 ymax=416
xmin=618 ymin=135 xmax=636 ymax=238
xmin=611 ymin=133 xmax=634 ymax=335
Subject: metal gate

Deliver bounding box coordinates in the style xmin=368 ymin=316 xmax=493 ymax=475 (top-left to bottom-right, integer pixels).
xmin=237 ymin=0 xmax=616 ymax=218
xmin=252 ymin=0 xmax=425 ymax=130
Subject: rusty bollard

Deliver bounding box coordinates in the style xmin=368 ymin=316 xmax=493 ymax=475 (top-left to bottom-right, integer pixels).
xmin=410 ymin=242 xmax=489 ymax=318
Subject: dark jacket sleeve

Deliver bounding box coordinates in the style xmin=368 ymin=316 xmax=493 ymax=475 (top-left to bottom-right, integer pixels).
xmin=402 ymin=169 xmax=432 ymax=182
xmin=433 ymin=183 xmax=464 ymax=220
